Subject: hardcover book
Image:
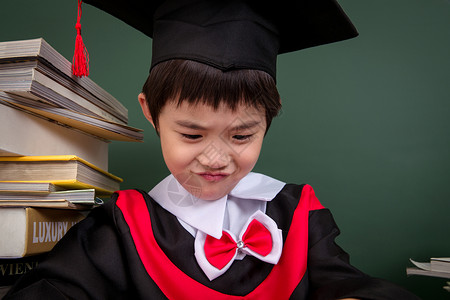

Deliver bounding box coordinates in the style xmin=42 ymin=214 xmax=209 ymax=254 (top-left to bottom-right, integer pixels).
xmin=0 ymin=254 xmax=46 ymax=287
xmin=0 ymin=207 xmax=85 ymax=258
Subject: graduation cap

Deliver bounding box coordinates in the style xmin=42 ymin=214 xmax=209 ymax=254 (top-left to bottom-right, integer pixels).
xmin=77 ymin=0 xmax=357 ymax=79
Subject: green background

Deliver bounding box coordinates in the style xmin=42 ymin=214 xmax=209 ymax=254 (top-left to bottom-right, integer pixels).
xmin=1 ymin=0 xmax=449 ymax=299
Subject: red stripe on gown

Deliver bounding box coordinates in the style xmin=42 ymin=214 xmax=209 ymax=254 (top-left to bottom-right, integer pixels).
xmin=116 ymin=184 xmax=324 ymax=299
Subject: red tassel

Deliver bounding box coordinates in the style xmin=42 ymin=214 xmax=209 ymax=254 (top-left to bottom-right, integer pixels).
xmin=72 ymin=0 xmax=89 ymax=77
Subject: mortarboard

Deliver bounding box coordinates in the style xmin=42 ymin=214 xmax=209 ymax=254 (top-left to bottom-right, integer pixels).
xmin=79 ymin=0 xmax=358 ymax=79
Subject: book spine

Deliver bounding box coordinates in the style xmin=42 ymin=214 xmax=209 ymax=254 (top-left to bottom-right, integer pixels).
xmin=0 ymin=255 xmax=45 ymax=286
xmin=23 ymin=208 xmax=85 ymax=256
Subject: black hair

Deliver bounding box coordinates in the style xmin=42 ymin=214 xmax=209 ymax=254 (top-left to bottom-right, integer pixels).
xmin=142 ymin=59 xmax=281 ymax=133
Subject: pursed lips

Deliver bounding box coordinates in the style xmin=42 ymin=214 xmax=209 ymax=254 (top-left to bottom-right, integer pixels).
xmin=195 ymin=172 xmax=230 ymax=182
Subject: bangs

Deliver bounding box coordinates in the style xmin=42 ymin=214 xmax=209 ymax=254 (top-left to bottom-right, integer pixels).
xmin=142 ymin=59 xmax=281 ymax=131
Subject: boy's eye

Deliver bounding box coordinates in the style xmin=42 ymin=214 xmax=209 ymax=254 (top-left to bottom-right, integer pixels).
xmin=232 ymin=134 xmax=253 ymax=141
xmin=181 ymin=134 xmax=202 ymax=140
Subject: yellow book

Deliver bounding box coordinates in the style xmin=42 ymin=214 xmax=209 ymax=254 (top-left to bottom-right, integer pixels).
xmin=0 ymin=155 xmax=122 ymax=195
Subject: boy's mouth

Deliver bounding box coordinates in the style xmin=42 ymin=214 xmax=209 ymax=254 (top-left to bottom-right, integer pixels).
xmin=196 ymin=172 xmax=229 ymax=182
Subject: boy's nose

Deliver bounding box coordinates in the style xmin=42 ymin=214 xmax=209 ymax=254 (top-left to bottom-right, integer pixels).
xmin=196 ymin=142 xmax=230 ymax=169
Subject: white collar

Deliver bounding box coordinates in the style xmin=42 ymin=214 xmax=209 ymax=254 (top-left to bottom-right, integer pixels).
xmin=148 ymin=172 xmax=285 ymax=239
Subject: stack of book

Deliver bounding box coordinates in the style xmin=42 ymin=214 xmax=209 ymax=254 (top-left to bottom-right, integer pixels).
xmin=408 ymin=258 xmax=450 ymax=279
xmin=0 ymin=38 xmax=143 ymax=295
xmin=408 ymin=258 xmax=450 ymax=293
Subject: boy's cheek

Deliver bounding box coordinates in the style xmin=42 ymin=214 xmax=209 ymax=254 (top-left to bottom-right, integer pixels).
xmin=236 ymin=140 xmax=264 ymax=160
xmin=162 ymin=144 xmax=199 ymax=168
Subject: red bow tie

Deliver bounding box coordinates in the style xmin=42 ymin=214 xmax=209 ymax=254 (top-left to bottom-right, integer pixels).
xmin=204 ymin=219 xmax=273 ymax=270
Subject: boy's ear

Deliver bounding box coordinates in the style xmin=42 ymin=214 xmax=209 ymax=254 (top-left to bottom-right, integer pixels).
xmin=138 ymin=93 xmax=156 ymax=129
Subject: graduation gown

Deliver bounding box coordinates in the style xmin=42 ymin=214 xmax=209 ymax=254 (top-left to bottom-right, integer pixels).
xmin=5 ymin=184 xmax=419 ymax=299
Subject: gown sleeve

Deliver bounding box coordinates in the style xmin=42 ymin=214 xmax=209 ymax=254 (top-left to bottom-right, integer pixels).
xmin=4 ymin=195 xmax=136 ymax=300
xmin=307 ymin=209 xmax=421 ymax=300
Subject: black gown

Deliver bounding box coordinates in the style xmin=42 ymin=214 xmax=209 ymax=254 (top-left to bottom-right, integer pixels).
xmin=5 ymin=184 xmax=420 ymax=299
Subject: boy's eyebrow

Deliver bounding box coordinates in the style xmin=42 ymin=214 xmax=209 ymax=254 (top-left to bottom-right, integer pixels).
xmin=175 ymin=120 xmax=207 ymax=130
xmin=229 ymin=120 xmax=262 ymax=131
xmin=175 ymin=119 xmax=262 ymax=131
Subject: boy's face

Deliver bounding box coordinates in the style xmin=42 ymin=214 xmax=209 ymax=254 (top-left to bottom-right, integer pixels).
xmin=139 ymin=94 xmax=267 ymax=201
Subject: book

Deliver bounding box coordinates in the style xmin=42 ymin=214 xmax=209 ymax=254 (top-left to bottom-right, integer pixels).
xmin=0 ymin=254 xmax=46 ymax=287
xmin=406 ymin=267 xmax=450 ymax=279
xmin=0 ymin=155 xmax=122 ymax=195
xmin=407 ymin=258 xmax=450 ymax=279
xmin=0 ymin=60 xmax=127 ymax=124
xmin=0 ymin=200 xmax=101 ymax=210
xmin=0 ymin=189 xmax=102 ymax=209
xmin=0 ymin=100 xmax=110 ymax=170
xmin=0 ymin=207 xmax=85 ymax=258
xmin=0 ymin=92 xmax=143 ymax=142
xmin=0 ymin=38 xmax=128 ymax=122
xmin=431 ymin=257 xmax=450 ymax=273
xmin=0 ymin=182 xmax=63 ymax=193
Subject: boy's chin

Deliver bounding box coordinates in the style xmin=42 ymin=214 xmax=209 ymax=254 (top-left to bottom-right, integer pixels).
xmin=190 ymin=189 xmax=229 ymax=201
xmin=193 ymin=180 xmax=241 ymax=201
xmin=174 ymin=173 xmax=239 ymax=201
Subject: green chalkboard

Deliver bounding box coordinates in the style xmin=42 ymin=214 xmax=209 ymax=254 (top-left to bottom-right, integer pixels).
xmin=1 ymin=1 xmax=449 ymax=299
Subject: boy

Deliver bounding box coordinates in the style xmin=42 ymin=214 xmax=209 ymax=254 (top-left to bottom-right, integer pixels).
xmin=5 ymin=0 xmax=420 ymax=299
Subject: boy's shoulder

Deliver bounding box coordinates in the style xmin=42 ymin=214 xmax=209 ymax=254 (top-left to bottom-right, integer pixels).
xmin=269 ymin=183 xmax=325 ymax=216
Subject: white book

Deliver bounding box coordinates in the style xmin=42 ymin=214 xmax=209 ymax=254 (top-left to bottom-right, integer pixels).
xmin=0 ymin=182 xmax=62 ymax=193
xmin=408 ymin=258 xmax=450 ymax=279
xmin=406 ymin=267 xmax=450 ymax=279
xmin=0 ymin=101 xmax=109 ymax=170
xmin=431 ymin=257 xmax=450 ymax=273
xmin=0 ymin=189 xmax=98 ymax=204
xmin=0 ymin=92 xmax=143 ymax=142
